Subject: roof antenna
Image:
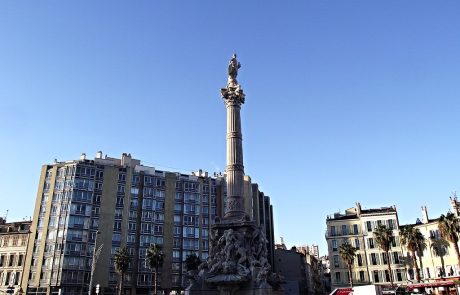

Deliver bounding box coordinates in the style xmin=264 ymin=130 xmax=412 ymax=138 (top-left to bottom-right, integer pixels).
xmin=4 ymin=209 xmax=8 ymax=222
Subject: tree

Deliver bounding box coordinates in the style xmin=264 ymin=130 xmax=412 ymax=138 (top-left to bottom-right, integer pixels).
xmin=114 ymin=247 xmax=131 ymax=295
xmin=373 ymin=224 xmax=394 ymax=286
xmin=439 ymin=212 xmax=460 ymax=273
xmin=339 ymin=240 xmax=357 ymax=288
xmin=430 ymin=237 xmax=450 ymax=277
xmin=184 ymin=253 xmax=201 ymax=272
xmin=146 ymin=244 xmax=164 ymax=295
xmin=400 ymin=225 xmax=426 ymax=282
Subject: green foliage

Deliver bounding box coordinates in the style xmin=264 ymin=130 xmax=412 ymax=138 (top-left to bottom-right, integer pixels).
xmin=184 ymin=253 xmax=201 ymax=271
xmin=431 ymin=238 xmax=450 ymax=257
xmin=114 ymin=247 xmax=131 ymax=275
xmin=146 ymin=244 xmax=164 ymax=271
xmin=400 ymin=225 xmax=426 ymax=254
xmin=373 ymin=224 xmax=393 ymax=253
xmin=439 ymin=212 xmax=460 ymax=244
xmin=339 ymin=240 xmax=357 ymax=266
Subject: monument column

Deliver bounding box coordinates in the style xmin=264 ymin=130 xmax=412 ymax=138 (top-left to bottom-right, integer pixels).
xmin=221 ymin=54 xmax=246 ymax=220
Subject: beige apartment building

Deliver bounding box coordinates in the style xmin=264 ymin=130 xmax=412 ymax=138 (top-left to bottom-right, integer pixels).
xmin=405 ymin=202 xmax=460 ymax=281
xmin=325 ymin=202 xmax=406 ymax=290
xmin=24 ymin=152 xmax=275 ymax=295
xmin=0 ymin=219 xmax=32 ymax=294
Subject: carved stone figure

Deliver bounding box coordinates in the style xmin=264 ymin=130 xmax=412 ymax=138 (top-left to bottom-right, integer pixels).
xmin=228 ymin=54 xmax=241 ymax=84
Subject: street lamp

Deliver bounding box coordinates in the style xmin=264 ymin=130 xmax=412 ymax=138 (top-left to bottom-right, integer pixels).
xmin=89 ymin=231 xmax=103 ymax=295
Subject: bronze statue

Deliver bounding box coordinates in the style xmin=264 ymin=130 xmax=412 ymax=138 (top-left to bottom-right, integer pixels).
xmin=228 ymin=54 xmax=241 ymax=83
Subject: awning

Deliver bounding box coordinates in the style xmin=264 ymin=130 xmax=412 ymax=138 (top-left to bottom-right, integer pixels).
xmin=407 ymin=281 xmax=455 ymax=290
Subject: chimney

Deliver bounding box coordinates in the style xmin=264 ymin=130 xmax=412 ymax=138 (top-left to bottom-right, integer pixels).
xmin=421 ymin=206 xmax=429 ymax=224
xmin=121 ymin=153 xmax=132 ymax=167
xmin=356 ymin=202 xmax=362 ymax=216
xmin=96 ymin=151 xmax=103 ymax=159
xmin=451 ymin=194 xmax=459 ymax=217
xmin=80 ymin=153 xmax=86 ymax=160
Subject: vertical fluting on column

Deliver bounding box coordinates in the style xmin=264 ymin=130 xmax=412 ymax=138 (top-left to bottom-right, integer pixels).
xmin=224 ymin=99 xmax=244 ymax=219
xmin=221 ymin=54 xmax=246 ymax=220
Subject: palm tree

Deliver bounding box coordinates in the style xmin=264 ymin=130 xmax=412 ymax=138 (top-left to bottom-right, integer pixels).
xmin=373 ymin=224 xmax=394 ymax=286
xmin=439 ymin=212 xmax=460 ymax=273
xmin=113 ymin=247 xmax=131 ymax=295
xmin=400 ymin=225 xmax=426 ymax=282
xmin=146 ymin=244 xmax=164 ymax=295
xmin=430 ymin=237 xmax=449 ymax=277
xmin=339 ymin=240 xmax=357 ymax=288
xmin=185 ymin=253 xmax=201 ymax=272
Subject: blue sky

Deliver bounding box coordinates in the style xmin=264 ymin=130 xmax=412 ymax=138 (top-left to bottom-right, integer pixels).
xmin=1 ymin=1 xmax=460 ymax=254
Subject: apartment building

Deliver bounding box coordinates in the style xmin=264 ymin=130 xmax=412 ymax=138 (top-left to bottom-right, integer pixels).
xmin=24 ymin=152 xmax=274 ymax=295
xmin=405 ymin=203 xmax=460 ymax=281
xmin=0 ymin=219 xmax=32 ymax=294
xmin=325 ymin=202 xmax=406 ymax=289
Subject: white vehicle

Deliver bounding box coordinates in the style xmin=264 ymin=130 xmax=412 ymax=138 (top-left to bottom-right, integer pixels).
xmin=350 ymin=285 xmax=383 ymax=295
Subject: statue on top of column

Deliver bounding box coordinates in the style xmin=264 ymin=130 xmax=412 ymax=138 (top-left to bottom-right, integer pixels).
xmin=227 ymin=54 xmax=241 ymax=86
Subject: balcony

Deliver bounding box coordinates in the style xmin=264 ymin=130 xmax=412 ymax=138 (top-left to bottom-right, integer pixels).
xmin=325 ymin=229 xmax=362 ymax=238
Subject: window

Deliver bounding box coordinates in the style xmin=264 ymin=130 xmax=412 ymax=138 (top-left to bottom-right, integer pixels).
xmin=112 ymin=233 xmax=121 ymax=243
xmin=8 ymin=255 xmax=15 ymax=267
xmin=127 ymin=235 xmax=135 ymax=244
xmin=341 ymin=224 xmax=348 ymax=235
xmin=368 ymin=238 xmax=375 ymax=249
xmin=335 ymin=272 xmax=341 ymax=283
xmin=17 ymin=255 xmax=24 ymax=266
xmin=142 ymin=199 xmax=153 ymax=209
xmin=359 ymin=271 xmax=365 ymax=282
xmin=330 ymin=226 xmax=336 ymax=236
xmin=173 ymin=251 xmax=180 ymax=259
xmin=154 ymin=225 xmax=163 ymax=234
xmin=113 ymin=221 xmax=122 ymax=231
xmin=366 ymin=221 xmax=372 ymax=232
xmin=388 ymin=219 xmax=394 ymax=230
xmin=333 ymin=255 xmax=339 ymax=267
xmin=357 ymin=254 xmax=363 ymax=266
xmin=371 ymin=253 xmax=378 ymax=265
xmin=382 ymin=252 xmax=388 ymax=265
xmin=355 ymin=238 xmax=360 ymax=250
xmin=396 ymin=269 xmax=403 ymax=281
xmin=385 ymin=270 xmax=391 ymax=282
xmin=173 ymin=227 xmax=181 ymax=236
xmin=155 ymin=202 xmax=164 ymax=210
xmin=373 ymin=270 xmax=380 ymax=283
xmin=392 ymin=252 xmax=400 ymax=264
xmin=332 ymin=240 xmax=338 ymax=252
xmin=155 ymin=213 xmax=164 ymax=222
xmin=174 ymin=215 xmax=181 ymax=225
xmin=353 ymin=224 xmax=359 ymax=234
xmin=390 ymin=236 xmax=396 ymax=247
xmin=118 ymin=173 xmax=126 ymax=182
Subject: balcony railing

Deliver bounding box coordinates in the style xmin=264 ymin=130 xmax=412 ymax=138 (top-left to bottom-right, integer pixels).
xmin=325 ymin=229 xmax=363 ymax=238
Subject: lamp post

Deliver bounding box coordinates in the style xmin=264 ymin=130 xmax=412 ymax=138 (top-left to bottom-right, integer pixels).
xmin=89 ymin=231 xmax=103 ymax=295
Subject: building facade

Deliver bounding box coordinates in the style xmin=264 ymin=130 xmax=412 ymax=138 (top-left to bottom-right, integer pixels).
xmin=0 ymin=219 xmax=32 ymax=294
xmin=405 ymin=204 xmax=460 ymax=281
xmin=24 ymin=152 xmax=274 ymax=295
xmin=325 ymin=202 xmax=406 ymax=290
xmin=274 ymin=248 xmax=308 ymax=295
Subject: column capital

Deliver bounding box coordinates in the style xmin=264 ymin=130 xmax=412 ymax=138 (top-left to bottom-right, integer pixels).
xmin=221 ymin=84 xmax=245 ymax=106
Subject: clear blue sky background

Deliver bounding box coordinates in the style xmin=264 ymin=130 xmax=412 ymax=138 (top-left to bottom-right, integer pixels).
xmin=1 ymin=1 xmax=460 ymax=254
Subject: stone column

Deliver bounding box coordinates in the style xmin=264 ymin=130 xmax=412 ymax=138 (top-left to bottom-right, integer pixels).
xmin=221 ymin=54 xmax=246 ymax=220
